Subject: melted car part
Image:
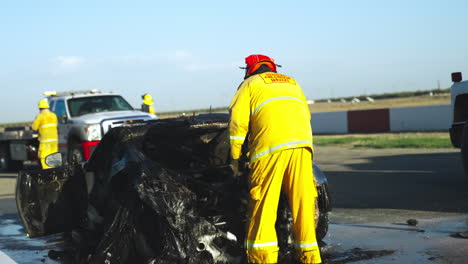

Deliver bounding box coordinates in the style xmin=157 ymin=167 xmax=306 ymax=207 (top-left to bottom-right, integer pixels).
xmin=17 ymin=117 xmax=331 ymax=263
xmin=15 ymin=165 xmax=87 ymax=238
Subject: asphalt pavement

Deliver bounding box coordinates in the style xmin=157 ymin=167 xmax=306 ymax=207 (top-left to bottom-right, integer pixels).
xmin=314 ymin=146 xmax=468 ymax=264
xmin=1 ymin=146 xmax=468 ymax=263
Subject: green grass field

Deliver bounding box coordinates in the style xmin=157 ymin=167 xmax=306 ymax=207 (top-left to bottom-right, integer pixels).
xmin=314 ymin=132 xmax=452 ymax=148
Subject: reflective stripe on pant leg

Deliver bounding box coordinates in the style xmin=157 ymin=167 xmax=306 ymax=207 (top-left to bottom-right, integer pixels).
xmin=244 ymin=241 xmax=279 ymax=264
xmin=283 ymin=148 xmax=322 ymax=264
xmin=294 ymin=231 xmax=321 ymax=264
xmin=245 ymin=151 xmax=288 ymax=264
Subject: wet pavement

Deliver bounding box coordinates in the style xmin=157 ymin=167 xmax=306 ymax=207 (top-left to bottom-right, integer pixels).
xmin=0 ymin=213 xmax=61 ymax=264
xmin=2 ymin=210 xmax=467 ymax=263
xmin=1 ymin=146 xmax=468 ymax=263
xmin=323 ymin=210 xmax=468 ymax=263
xmin=315 ymin=146 xmax=468 ymax=264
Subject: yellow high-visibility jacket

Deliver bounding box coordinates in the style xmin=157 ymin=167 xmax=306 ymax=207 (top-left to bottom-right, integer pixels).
xmin=142 ymin=104 xmax=156 ymax=114
xmin=32 ymin=110 xmax=58 ymax=143
xmin=229 ymin=72 xmax=313 ymax=163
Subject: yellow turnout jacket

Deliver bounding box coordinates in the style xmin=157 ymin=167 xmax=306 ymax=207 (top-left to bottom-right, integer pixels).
xmin=229 ymin=72 xmax=313 ymax=163
xmin=32 ymin=110 xmax=58 ymax=144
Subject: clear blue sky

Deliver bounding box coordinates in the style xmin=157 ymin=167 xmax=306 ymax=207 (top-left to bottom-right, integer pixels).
xmin=1 ymin=0 xmax=467 ymax=122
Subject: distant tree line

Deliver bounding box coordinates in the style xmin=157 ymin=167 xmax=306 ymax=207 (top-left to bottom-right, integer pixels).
xmin=0 ymin=88 xmax=451 ymax=126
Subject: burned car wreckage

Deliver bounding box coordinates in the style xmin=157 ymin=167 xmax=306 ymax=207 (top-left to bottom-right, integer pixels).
xmin=16 ymin=115 xmax=331 ymax=263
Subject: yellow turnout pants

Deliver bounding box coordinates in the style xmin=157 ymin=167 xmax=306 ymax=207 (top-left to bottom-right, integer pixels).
xmin=245 ymin=147 xmax=321 ymax=264
xmin=38 ymin=142 xmax=58 ymax=169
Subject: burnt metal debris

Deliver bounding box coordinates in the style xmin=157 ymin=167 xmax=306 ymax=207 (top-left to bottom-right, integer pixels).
xmin=16 ymin=116 xmax=332 ymax=263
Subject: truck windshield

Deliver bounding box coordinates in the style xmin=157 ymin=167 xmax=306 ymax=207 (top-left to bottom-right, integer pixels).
xmin=67 ymin=95 xmax=134 ymax=117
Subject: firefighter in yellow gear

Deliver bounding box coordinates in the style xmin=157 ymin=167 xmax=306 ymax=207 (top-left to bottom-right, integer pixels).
xmin=229 ymin=54 xmax=321 ymax=264
xmin=141 ymin=93 xmax=156 ymax=114
xmin=32 ymin=99 xmax=59 ymax=169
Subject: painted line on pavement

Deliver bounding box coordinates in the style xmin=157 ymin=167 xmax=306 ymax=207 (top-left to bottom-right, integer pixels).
xmin=0 ymin=250 xmax=17 ymax=264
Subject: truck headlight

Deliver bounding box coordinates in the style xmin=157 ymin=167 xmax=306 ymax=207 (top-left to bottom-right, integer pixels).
xmin=84 ymin=124 xmax=102 ymax=141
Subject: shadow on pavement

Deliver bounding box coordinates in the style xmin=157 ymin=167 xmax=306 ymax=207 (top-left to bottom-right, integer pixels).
xmin=324 ymin=152 xmax=468 ymax=213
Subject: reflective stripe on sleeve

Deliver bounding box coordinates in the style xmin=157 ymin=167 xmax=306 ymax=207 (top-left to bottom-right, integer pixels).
xmin=250 ymin=140 xmax=312 ymax=161
xmin=294 ymin=241 xmax=318 ymax=248
xmin=230 ymin=136 xmax=246 ymax=141
xmin=252 ymin=96 xmax=305 ymax=115
xmin=40 ymin=139 xmax=58 ymax=143
xmin=40 ymin=124 xmax=58 ymax=129
xmin=244 ymin=240 xmax=278 ymax=249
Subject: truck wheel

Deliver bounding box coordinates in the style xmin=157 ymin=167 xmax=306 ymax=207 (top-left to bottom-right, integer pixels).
xmin=0 ymin=143 xmax=23 ymax=172
xmin=0 ymin=144 xmax=8 ymax=171
xmin=461 ymin=122 xmax=468 ymax=179
xmin=68 ymin=141 xmax=84 ymax=165
xmin=8 ymin=160 xmax=23 ymax=172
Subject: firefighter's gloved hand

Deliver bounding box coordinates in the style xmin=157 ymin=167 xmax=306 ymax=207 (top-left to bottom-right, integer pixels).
xmin=230 ymin=159 xmax=241 ymax=177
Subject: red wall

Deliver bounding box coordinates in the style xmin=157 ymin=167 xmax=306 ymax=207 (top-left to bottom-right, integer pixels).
xmin=347 ymin=109 xmax=390 ymax=133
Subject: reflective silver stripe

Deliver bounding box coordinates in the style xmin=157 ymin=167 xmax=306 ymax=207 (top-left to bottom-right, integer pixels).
xmin=40 ymin=139 xmax=58 ymax=143
xmin=294 ymin=241 xmax=318 ymax=248
xmin=244 ymin=240 xmax=278 ymax=248
xmin=40 ymin=124 xmax=57 ymax=129
xmin=250 ymin=140 xmax=312 ymax=161
xmin=230 ymin=136 xmax=245 ymax=141
xmin=252 ymin=96 xmax=304 ymax=115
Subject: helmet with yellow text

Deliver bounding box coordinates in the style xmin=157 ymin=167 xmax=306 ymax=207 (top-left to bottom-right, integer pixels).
xmin=241 ymin=54 xmax=281 ymax=79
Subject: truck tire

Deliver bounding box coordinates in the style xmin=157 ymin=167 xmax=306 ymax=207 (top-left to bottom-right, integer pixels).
xmin=0 ymin=143 xmax=23 ymax=172
xmin=8 ymin=160 xmax=23 ymax=172
xmin=0 ymin=144 xmax=8 ymax=171
xmin=461 ymin=122 xmax=468 ymax=179
xmin=68 ymin=141 xmax=84 ymax=165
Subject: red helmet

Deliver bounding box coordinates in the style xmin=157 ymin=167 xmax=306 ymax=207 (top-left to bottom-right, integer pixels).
xmin=243 ymin=54 xmax=279 ymax=77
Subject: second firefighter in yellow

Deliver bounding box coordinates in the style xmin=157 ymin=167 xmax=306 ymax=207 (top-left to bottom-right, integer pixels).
xmin=32 ymin=99 xmax=59 ymax=169
xmin=141 ymin=93 xmax=156 ymax=114
xmin=229 ymin=54 xmax=321 ymax=264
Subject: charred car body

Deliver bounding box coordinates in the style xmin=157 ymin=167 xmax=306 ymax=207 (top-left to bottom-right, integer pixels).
xmin=16 ymin=116 xmax=331 ymax=263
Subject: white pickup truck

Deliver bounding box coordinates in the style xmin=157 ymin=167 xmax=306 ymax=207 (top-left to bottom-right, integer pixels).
xmin=449 ymin=72 xmax=468 ymax=177
xmin=0 ymin=126 xmax=37 ymax=171
xmin=0 ymin=90 xmax=157 ymax=171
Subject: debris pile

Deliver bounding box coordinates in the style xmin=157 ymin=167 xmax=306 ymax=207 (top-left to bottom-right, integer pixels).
xmin=17 ymin=118 xmax=331 ymax=263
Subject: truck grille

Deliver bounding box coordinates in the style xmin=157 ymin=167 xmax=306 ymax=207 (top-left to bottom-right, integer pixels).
xmin=101 ymin=116 xmax=150 ymax=134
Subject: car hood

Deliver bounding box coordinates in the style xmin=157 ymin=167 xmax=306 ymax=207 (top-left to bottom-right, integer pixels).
xmin=70 ymin=110 xmax=156 ymax=124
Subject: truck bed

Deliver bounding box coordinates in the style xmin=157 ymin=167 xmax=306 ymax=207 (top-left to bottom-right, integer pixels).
xmin=0 ymin=127 xmax=37 ymax=141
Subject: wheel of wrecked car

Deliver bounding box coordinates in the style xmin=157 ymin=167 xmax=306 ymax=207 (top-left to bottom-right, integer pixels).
xmin=68 ymin=141 xmax=84 ymax=165
xmin=314 ymin=197 xmax=328 ymax=242
xmin=461 ymin=122 xmax=468 ymax=180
